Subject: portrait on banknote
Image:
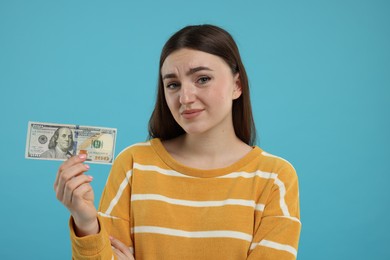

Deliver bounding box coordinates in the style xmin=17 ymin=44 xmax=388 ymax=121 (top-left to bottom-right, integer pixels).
xmin=40 ymin=127 xmax=74 ymax=159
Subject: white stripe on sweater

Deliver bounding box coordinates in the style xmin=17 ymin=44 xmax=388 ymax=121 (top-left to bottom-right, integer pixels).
xmin=261 ymin=151 xmax=296 ymax=172
xmin=271 ymin=215 xmax=301 ymax=224
xmin=131 ymin=194 xmax=264 ymax=211
xmin=105 ymin=163 xmax=291 ymax=219
xmin=218 ymin=170 xmax=277 ymax=179
xmin=134 ymin=163 xmax=194 ymax=178
xmin=132 ymin=226 xmax=252 ymax=242
xmin=115 ymin=141 xmax=151 ymax=159
xmin=251 ymin=239 xmax=297 ymax=257
xmin=133 ymin=163 xmax=291 ymax=217
xmin=134 ymin=163 xmax=278 ymax=181
xmin=274 ymin=177 xmax=290 ymax=216
xmin=104 ymin=170 xmax=133 ymax=215
xmin=98 ymin=212 xmax=119 ymax=219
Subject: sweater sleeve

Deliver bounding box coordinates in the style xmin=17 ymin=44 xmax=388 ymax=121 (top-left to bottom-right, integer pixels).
xmin=247 ymin=165 xmax=301 ymax=260
xmin=69 ymin=149 xmax=134 ymax=260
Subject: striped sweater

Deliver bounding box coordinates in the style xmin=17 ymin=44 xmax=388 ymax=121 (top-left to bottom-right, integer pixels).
xmin=70 ymin=138 xmax=301 ymax=259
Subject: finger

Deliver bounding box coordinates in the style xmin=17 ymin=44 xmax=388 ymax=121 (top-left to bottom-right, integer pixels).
xmin=54 ymin=154 xmax=87 ymax=190
xmin=112 ymin=246 xmax=126 ymax=259
xmin=56 ymin=163 xmax=90 ymax=202
xmin=55 ymin=163 xmax=90 ymax=202
xmin=62 ymin=174 xmax=93 ymax=208
xmin=72 ymin=182 xmax=94 ymax=207
xmin=110 ymin=236 xmax=133 ymax=257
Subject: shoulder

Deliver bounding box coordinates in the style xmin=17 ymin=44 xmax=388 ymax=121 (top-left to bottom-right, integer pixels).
xmin=107 ymin=140 xmax=154 ymax=178
xmin=254 ymin=147 xmax=298 ymax=180
xmin=261 ymin=150 xmax=295 ymax=171
xmin=114 ymin=140 xmax=153 ymax=162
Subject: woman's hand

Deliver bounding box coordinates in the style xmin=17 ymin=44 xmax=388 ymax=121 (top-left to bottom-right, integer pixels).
xmin=110 ymin=236 xmax=135 ymax=260
xmin=54 ymin=154 xmax=99 ymax=236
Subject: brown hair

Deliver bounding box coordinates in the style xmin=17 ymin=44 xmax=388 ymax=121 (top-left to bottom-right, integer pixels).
xmin=148 ymin=24 xmax=257 ymax=146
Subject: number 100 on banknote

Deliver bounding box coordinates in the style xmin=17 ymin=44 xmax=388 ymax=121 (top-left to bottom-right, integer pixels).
xmin=25 ymin=121 xmax=117 ymax=164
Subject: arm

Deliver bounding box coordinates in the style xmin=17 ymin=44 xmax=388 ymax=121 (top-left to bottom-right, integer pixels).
xmin=247 ymin=166 xmax=301 ymax=260
xmin=56 ymin=151 xmax=135 ymax=259
xmin=54 ymin=154 xmax=99 ymax=237
xmin=54 ymin=154 xmax=107 ymax=259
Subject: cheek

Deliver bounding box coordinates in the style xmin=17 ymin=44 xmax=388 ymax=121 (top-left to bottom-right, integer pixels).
xmin=209 ymin=82 xmax=234 ymax=104
xmin=164 ymin=92 xmax=179 ymax=111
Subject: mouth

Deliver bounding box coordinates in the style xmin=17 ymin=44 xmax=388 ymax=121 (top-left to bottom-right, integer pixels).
xmin=181 ymin=109 xmax=205 ymax=119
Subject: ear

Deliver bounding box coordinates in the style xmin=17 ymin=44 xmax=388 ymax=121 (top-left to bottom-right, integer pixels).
xmin=232 ymin=73 xmax=242 ymax=100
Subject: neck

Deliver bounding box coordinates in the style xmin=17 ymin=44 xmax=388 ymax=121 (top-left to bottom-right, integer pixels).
xmin=162 ymin=116 xmax=253 ymax=169
xmin=181 ymin=131 xmax=241 ymax=157
xmin=165 ymin=131 xmax=251 ymax=170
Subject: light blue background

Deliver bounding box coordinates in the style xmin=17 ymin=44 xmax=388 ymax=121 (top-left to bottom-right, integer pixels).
xmin=0 ymin=0 xmax=389 ymax=259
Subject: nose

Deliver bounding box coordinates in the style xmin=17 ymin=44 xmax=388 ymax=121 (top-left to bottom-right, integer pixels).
xmin=179 ymin=83 xmax=196 ymax=105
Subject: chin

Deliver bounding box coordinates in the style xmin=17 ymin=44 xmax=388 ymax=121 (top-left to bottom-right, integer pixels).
xmin=180 ymin=125 xmax=210 ymax=136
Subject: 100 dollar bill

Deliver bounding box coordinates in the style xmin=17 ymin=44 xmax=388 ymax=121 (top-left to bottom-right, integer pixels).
xmin=25 ymin=121 xmax=117 ymax=164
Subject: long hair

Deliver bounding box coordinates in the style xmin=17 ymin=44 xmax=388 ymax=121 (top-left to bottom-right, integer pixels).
xmin=148 ymin=24 xmax=257 ymax=146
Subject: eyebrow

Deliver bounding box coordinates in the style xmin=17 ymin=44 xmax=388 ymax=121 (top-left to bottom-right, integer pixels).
xmin=162 ymin=66 xmax=213 ymax=80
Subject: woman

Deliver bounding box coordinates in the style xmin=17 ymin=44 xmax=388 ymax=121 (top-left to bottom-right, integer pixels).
xmin=54 ymin=24 xmax=301 ymax=260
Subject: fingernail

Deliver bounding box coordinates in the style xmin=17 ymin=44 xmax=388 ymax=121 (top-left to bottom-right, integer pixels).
xmin=85 ymin=164 xmax=90 ymax=170
xmin=79 ymin=154 xmax=86 ymax=159
xmin=87 ymin=175 xmax=93 ymax=180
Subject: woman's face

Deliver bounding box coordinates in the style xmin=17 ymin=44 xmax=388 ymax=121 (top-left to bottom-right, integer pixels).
xmin=161 ymin=48 xmax=242 ymax=136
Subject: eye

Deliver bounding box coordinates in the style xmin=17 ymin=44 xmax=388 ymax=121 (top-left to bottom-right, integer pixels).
xmin=165 ymin=82 xmax=181 ymax=90
xmin=197 ymin=76 xmax=211 ymax=85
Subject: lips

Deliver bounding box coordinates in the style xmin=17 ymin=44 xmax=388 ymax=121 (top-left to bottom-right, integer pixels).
xmin=181 ymin=109 xmax=204 ymax=119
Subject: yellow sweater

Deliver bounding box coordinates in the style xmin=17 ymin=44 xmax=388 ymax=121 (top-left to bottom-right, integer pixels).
xmin=70 ymin=138 xmax=301 ymax=259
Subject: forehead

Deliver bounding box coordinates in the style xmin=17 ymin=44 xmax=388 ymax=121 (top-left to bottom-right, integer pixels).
xmin=161 ymin=48 xmax=227 ymax=74
xmin=58 ymin=128 xmax=71 ymax=135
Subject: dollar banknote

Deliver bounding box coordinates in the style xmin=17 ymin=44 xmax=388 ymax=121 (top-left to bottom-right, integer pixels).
xmin=25 ymin=121 xmax=117 ymax=164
